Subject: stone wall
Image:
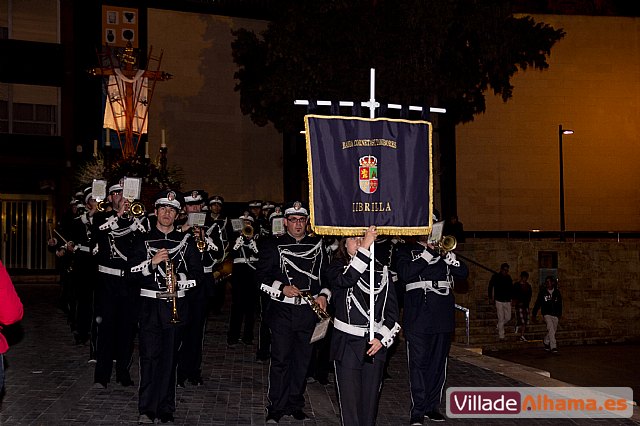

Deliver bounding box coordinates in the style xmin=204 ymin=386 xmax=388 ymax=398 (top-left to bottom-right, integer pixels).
xmin=453 ymin=240 xmax=640 ymax=340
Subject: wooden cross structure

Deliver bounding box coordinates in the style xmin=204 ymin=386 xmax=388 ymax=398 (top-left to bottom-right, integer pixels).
xmin=90 ymin=42 xmax=172 ymax=159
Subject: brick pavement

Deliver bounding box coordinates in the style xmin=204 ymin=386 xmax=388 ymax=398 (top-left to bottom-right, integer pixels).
xmin=1 ymin=283 xmax=638 ymax=425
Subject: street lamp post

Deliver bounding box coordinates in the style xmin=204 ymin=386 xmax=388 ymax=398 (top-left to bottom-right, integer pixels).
xmin=559 ymin=124 xmax=574 ymax=241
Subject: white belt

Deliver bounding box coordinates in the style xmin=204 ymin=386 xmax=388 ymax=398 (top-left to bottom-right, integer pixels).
xmin=140 ymin=288 xmax=186 ymax=299
xmin=98 ymin=265 xmax=124 ymax=277
xmin=405 ymin=280 xmax=451 ymax=292
xmin=334 ymin=318 xmax=382 ymax=337
xmin=233 ymin=258 xmax=258 ymax=264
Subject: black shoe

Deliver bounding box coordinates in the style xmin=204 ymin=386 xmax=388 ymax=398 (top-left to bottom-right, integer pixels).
xmin=410 ymin=417 xmax=423 ymax=425
xmin=158 ymin=413 xmax=174 ymax=423
xmin=93 ymin=381 xmax=107 ymax=389
xmin=551 ymin=347 xmax=559 ymax=354
xmin=290 ymin=410 xmax=309 ymax=420
xmin=544 ymin=343 xmax=551 ymax=351
xmin=176 ymin=379 xmax=185 ymax=388
xmin=425 ymin=410 xmax=445 ymax=422
xmin=266 ymin=412 xmax=282 ymax=424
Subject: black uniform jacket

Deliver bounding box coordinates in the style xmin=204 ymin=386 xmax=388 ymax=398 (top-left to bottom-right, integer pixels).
xmin=129 ymin=227 xmax=204 ymax=327
xmin=326 ymin=247 xmax=400 ymax=364
xmin=256 ymin=233 xmax=329 ymax=300
xmin=396 ymin=242 xmax=468 ymax=334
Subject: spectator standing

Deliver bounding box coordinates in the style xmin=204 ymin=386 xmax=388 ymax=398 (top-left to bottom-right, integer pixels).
xmin=532 ymin=276 xmax=563 ymax=354
xmin=488 ymin=263 xmax=513 ymax=340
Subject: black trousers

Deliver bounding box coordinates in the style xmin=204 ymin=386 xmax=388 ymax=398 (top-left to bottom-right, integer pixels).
xmin=177 ymin=279 xmax=210 ymax=382
xmin=138 ymin=299 xmax=183 ymax=419
xmin=256 ymin=293 xmax=271 ymax=359
xmin=93 ymin=275 xmax=137 ymax=384
xmin=405 ymin=331 xmax=451 ymax=418
xmin=266 ymin=302 xmax=315 ymax=415
xmin=334 ymin=342 xmax=386 ymax=426
xmin=227 ymin=264 xmax=258 ymax=344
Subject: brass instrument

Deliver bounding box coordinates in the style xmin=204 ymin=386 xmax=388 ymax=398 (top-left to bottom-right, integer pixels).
xmin=164 ymin=260 xmax=181 ymax=324
xmin=123 ymin=199 xmax=146 ymax=219
xmin=97 ymin=199 xmax=110 ymax=212
xmin=194 ymin=227 xmax=207 ymax=253
xmin=241 ymin=224 xmax=254 ymax=239
xmin=300 ymin=291 xmax=332 ymax=322
xmin=435 ymin=235 xmax=457 ymax=254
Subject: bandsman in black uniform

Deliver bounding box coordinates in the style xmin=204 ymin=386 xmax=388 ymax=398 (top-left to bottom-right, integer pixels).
xmin=259 ymin=201 xmax=276 ymax=238
xmin=92 ymin=179 xmax=150 ymax=388
xmin=326 ymin=226 xmax=401 ymax=426
xmin=129 ymin=190 xmax=204 ymax=424
xmin=227 ymin=212 xmax=259 ymax=346
xmin=207 ymin=195 xmax=233 ymax=314
xmin=67 ymin=186 xmax=99 ymax=351
xmin=396 ymin=213 xmax=469 ymax=425
xmin=176 ymin=189 xmax=223 ymax=387
xmin=256 ymin=201 xmax=330 ymax=423
xmin=248 ymin=199 xmax=264 ymax=236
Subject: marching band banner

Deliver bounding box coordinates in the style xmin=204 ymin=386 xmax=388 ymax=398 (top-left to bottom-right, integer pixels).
xmin=305 ymin=115 xmax=433 ymax=236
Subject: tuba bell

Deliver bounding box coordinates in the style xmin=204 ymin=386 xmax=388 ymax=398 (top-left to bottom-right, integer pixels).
xmin=436 ymin=235 xmax=457 ymax=254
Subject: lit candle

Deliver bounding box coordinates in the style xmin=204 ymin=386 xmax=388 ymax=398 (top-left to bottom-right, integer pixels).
xmin=145 ymin=141 xmax=149 ymax=158
xmin=105 ymin=128 xmax=111 ymax=147
xmin=161 ymin=129 xmax=166 ymax=148
xmin=93 ymin=139 xmax=98 ymax=157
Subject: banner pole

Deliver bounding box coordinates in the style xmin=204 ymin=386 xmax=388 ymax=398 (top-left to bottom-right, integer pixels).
xmin=369 ymin=68 xmax=376 ymax=341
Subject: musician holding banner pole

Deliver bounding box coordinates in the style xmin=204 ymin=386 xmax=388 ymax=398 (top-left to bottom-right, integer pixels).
xmin=257 ymin=201 xmax=330 ymax=424
xmin=326 ymin=225 xmax=400 ymax=426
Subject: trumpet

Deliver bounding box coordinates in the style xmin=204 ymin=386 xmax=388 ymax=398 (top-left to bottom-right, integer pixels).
xmin=123 ymin=199 xmax=146 ymax=218
xmin=435 ymin=235 xmax=457 ymax=254
xmin=241 ymin=224 xmax=254 ymax=239
xmin=300 ymin=291 xmax=332 ymax=322
xmin=164 ymin=260 xmax=181 ymax=324
xmin=194 ymin=227 xmax=207 ymax=252
xmin=97 ymin=199 xmax=110 ymax=212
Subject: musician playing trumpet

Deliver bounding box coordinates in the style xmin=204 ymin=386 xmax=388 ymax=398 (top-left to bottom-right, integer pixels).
xmin=326 ymin=226 xmax=401 ymax=426
xmin=226 ymin=212 xmax=259 ymax=347
xmin=129 ymin=190 xmax=204 ymax=425
xmin=175 ymin=190 xmax=223 ymax=387
xmin=396 ymin=211 xmax=469 ymax=424
xmin=91 ymin=179 xmax=150 ymax=389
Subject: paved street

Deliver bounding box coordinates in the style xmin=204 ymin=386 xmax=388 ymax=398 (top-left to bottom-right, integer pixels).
xmin=1 ymin=282 xmax=638 ymax=425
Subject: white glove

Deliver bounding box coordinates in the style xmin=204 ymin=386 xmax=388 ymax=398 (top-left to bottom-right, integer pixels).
xmin=444 ymin=251 xmax=460 ymax=267
xmin=233 ymin=236 xmax=243 ymax=251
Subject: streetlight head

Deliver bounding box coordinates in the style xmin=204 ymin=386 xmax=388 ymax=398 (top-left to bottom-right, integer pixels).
xmin=563 ymin=129 xmax=574 ymax=135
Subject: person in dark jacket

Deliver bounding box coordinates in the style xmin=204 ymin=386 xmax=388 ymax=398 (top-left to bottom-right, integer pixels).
xmin=532 ymin=276 xmax=563 ymax=354
xmin=512 ymin=271 xmax=533 ymax=341
xmin=326 ymin=226 xmax=400 ymax=426
xmin=488 ymin=263 xmax=513 ymax=340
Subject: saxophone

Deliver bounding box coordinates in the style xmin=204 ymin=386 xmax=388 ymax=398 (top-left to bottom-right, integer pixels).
xmin=165 ymin=260 xmax=181 ymax=324
xmin=300 ymin=291 xmax=332 ymax=321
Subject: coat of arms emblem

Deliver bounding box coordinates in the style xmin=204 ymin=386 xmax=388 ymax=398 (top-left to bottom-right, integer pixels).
xmin=358 ymin=155 xmax=378 ymax=194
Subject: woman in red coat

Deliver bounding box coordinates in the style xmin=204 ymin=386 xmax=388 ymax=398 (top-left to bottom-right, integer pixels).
xmin=0 ymin=260 xmax=24 ymax=391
